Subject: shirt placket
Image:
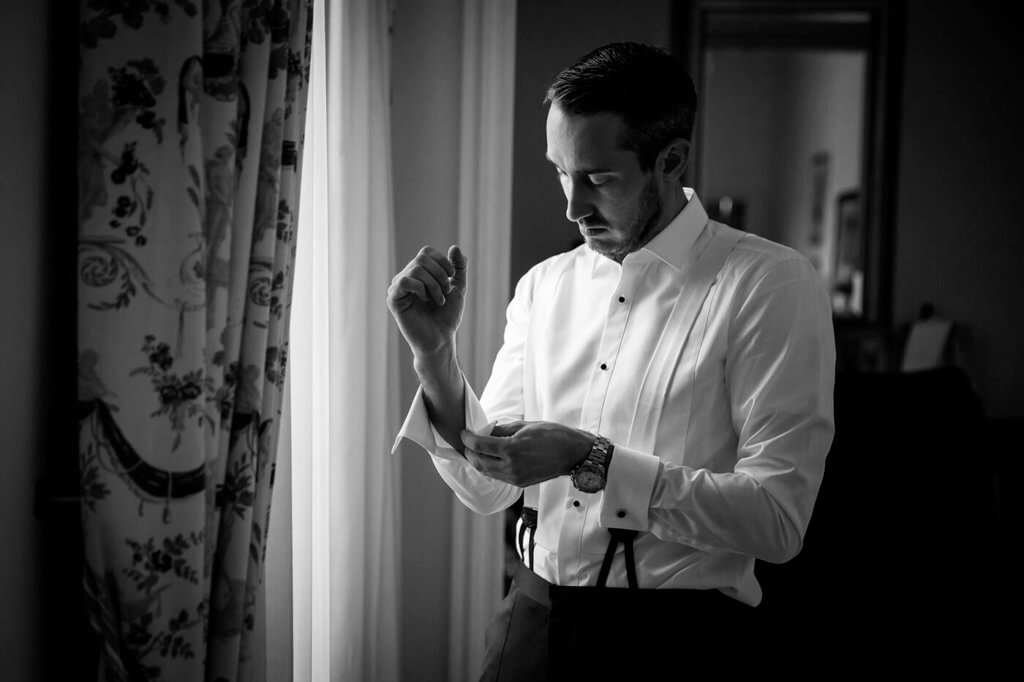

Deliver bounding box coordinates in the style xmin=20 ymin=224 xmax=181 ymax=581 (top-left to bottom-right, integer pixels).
xmin=558 ymin=261 xmax=640 ymax=584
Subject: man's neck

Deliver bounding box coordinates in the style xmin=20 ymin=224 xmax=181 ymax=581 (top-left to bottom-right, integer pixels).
xmin=637 ymin=184 xmax=689 ymax=251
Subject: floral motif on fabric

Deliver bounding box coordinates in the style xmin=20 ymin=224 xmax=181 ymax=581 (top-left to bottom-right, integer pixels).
xmin=77 ymin=0 xmax=313 ymax=679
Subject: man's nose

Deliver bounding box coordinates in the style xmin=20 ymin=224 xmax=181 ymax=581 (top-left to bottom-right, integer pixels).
xmin=564 ymin=178 xmax=594 ymax=223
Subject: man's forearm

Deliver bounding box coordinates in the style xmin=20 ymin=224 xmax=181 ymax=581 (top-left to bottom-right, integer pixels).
xmin=414 ymin=343 xmax=467 ymax=455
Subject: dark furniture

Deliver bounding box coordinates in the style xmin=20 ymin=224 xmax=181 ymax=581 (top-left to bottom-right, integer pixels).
xmin=752 ymin=367 xmax=1014 ymax=670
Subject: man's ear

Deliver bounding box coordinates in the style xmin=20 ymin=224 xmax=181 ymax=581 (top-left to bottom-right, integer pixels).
xmin=658 ymin=138 xmax=690 ymax=181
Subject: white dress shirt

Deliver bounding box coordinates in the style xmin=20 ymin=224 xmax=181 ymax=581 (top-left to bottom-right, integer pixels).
xmin=394 ymin=189 xmax=835 ymax=606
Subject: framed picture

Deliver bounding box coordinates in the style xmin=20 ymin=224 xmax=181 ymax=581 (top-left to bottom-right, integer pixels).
xmin=834 ymin=190 xmax=862 ymax=278
xmin=832 ymin=190 xmax=863 ymax=316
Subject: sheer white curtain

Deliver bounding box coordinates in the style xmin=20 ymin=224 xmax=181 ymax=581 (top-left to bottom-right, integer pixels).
xmin=448 ymin=1 xmax=518 ymax=680
xmin=289 ymin=0 xmax=401 ymax=680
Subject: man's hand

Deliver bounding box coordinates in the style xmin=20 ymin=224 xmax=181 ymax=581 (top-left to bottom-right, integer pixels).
xmin=460 ymin=421 xmax=596 ymax=487
xmin=387 ymin=245 xmax=467 ymax=357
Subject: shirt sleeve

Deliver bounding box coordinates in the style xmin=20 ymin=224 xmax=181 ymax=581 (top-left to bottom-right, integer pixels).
xmin=391 ymin=266 xmax=536 ymax=516
xmin=603 ymin=257 xmax=836 ymax=564
xmin=392 ymin=379 xmax=521 ymax=515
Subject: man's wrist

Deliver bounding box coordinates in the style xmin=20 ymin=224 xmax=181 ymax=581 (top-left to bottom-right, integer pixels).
xmin=414 ymin=342 xmax=467 ymax=456
xmin=566 ymin=429 xmax=597 ymax=474
xmin=413 ymin=342 xmax=458 ymax=381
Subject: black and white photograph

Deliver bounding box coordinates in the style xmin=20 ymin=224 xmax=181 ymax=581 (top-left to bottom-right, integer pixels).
xmin=2 ymin=0 xmax=1021 ymax=680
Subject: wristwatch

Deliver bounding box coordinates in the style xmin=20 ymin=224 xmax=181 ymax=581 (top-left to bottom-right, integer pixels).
xmin=570 ymin=435 xmax=613 ymax=494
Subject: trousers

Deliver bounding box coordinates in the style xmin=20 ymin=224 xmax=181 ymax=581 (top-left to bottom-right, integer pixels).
xmin=479 ymin=509 xmax=757 ymax=681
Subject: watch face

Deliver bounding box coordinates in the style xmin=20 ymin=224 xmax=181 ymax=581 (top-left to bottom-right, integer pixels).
xmin=574 ymin=465 xmax=605 ymax=493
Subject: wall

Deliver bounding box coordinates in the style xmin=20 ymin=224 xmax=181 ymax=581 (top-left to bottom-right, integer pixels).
xmin=700 ymin=49 xmax=792 ymax=243
xmin=1 ymin=0 xmax=83 ymax=676
xmin=0 ymin=2 xmax=48 ymax=677
xmin=894 ymin=1 xmax=1024 ymax=416
xmin=390 ymin=0 xmax=463 ymax=680
xmin=511 ymin=0 xmax=673 ymax=289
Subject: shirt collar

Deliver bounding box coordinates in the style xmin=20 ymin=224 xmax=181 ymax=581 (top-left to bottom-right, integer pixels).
xmin=588 ymin=188 xmax=709 ymax=277
xmin=631 ymin=187 xmax=708 ymax=272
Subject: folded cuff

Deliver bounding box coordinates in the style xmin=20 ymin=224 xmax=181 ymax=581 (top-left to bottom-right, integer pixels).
xmin=598 ymin=444 xmax=661 ymax=531
xmin=391 ymin=376 xmax=494 ymax=462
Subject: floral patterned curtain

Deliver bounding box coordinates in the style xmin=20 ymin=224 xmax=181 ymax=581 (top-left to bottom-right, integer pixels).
xmin=77 ymin=1 xmax=313 ymax=679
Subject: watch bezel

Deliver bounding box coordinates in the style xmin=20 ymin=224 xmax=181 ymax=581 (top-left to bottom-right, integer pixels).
xmin=571 ymin=462 xmax=605 ymax=493
xmin=570 ymin=435 xmax=613 ymax=493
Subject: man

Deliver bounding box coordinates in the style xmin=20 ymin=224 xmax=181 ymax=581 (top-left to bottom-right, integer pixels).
xmin=389 ymin=42 xmax=834 ymax=679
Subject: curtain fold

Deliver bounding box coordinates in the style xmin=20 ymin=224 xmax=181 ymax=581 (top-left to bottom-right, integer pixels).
xmin=448 ymin=1 xmax=518 ymax=679
xmin=289 ymin=0 xmax=402 ymax=679
xmin=77 ymin=1 xmax=313 ymax=680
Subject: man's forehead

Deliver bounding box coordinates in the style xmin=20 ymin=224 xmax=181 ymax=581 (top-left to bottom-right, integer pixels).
xmin=545 ymin=105 xmax=634 ymax=169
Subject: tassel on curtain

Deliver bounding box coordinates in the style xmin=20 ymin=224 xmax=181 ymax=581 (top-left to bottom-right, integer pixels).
xmin=77 ymin=1 xmax=314 ymax=679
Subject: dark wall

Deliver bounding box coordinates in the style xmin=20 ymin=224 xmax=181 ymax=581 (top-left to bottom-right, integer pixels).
xmin=0 ymin=3 xmax=48 ymax=677
xmin=511 ymin=0 xmax=672 ymax=290
xmin=391 ymin=0 xmax=463 ymax=679
xmin=1 ymin=1 xmax=83 ymax=680
xmin=893 ymin=0 xmax=1024 ymax=417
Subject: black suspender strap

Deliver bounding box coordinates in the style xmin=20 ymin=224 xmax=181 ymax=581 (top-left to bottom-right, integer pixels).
xmin=521 ymin=507 xmax=639 ymax=587
xmin=528 ymin=525 xmax=536 ymax=570
xmin=520 ymin=506 xmax=538 ymax=570
xmin=596 ymin=528 xmax=640 ymax=589
xmin=621 ymin=529 xmax=639 ymax=590
xmin=517 ymin=518 xmax=529 ymax=564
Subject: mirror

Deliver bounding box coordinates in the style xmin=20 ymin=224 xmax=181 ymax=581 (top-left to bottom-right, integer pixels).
xmin=701 ymin=47 xmax=867 ymax=313
xmin=680 ymin=1 xmax=904 ymax=326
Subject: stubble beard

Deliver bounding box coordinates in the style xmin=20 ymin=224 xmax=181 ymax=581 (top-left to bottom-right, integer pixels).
xmin=586 ymin=175 xmax=663 ymax=263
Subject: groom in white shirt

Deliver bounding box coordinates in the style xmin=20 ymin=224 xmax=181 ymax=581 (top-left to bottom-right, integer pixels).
xmin=389 ymin=42 xmax=835 ymax=680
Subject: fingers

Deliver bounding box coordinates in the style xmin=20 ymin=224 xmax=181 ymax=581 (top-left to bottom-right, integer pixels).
xmin=389 ymin=245 xmax=467 ymax=308
xmin=389 ymin=247 xmax=451 ymax=306
xmin=388 ymin=274 xmax=429 ymax=306
xmin=414 ymin=247 xmax=457 ymax=305
xmin=417 ymin=246 xmax=455 ymax=280
xmin=448 ymin=245 xmax=468 ymax=291
xmin=490 ymin=421 xmax=526 ymax=438
xmin=463 ymin=447 xmax=504 ymax=477
xmin=409 ymin=265 xmax=447 ymax=305
xmin=460 ymin=429 xmax=507 ymax=456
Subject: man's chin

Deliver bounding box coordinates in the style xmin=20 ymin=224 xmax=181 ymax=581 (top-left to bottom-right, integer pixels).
xmin=584 ymin=236 xmax=629 ymax=262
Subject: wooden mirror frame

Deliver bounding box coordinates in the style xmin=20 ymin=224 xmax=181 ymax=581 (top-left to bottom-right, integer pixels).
xmin=673 ymin=0 xmax=906 ymax=328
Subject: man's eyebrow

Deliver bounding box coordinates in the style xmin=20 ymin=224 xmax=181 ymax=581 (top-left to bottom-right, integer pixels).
xmin=544 ymin=155 xmax=615 ymax=174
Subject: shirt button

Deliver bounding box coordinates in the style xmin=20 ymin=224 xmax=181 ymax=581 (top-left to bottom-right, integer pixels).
xmin=618 ymin=295 xmax=626 ymax=303
xmin=573 ymin=500 xmax=581 ymax=508
xmin=600 ymin=363 xmax=607 ymax=370
xmin=616 ymin=510 xmax=626 ymax=518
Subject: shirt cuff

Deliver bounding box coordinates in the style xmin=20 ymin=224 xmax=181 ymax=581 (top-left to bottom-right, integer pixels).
xmin=391 ymin=376 xmax=494 ymax=462
xmin=599 ymin=444 xmax=661 ymax=532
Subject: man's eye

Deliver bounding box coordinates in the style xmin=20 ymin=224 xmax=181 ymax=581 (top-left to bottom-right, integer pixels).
xmin=588 ymin=175 xmax=612 ymax=186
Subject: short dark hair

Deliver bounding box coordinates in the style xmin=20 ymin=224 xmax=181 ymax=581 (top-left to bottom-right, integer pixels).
xmin=544 ymin=42 xmax=697 ymax=170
